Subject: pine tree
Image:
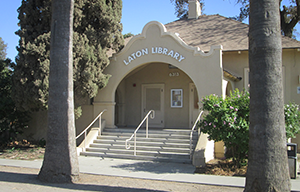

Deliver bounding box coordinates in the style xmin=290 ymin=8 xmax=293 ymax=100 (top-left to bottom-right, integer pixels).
xmin=13 ymin=0 xmax=124 ymax=117
xmin=0 ymin=37 xmax=7 ymax=60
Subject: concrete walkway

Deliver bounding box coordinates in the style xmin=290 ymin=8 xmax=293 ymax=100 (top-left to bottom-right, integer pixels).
xmin=0 ymin=156 xmax=299 ymax=191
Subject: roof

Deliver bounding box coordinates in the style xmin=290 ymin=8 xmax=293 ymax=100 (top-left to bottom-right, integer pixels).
xmin=111 ymin=14 xmax=300 ymax=58
xmin=163 ymin=14 xmax=300 ymax=52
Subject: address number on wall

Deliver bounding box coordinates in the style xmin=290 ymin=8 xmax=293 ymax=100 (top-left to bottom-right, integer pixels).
xmin=169 ymin=72 xmax=179 ymax=77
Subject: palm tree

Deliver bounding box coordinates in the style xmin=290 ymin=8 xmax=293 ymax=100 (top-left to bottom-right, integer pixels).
xmin=38 ymin=0 xmax=79 ymax=183
xmin=244 ymin=0 xmax=290 ymax=191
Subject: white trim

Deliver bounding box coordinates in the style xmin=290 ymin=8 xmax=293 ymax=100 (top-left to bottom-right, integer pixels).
xmin=244 ymin=68 xmax=250 ymax=90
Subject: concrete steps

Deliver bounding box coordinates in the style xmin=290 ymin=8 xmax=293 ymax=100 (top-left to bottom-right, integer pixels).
xmin=80 ymin=128 xmax=199 ymax=163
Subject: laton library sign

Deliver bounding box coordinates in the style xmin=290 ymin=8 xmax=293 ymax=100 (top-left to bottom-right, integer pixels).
xmin=123 ymin=46 xmax=185 ymax=65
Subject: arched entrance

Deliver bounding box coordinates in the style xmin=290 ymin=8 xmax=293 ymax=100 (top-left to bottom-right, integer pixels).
xmin=114 ymin=62 xmax=197 ymax=128
xmin=93 ymin=21 xmax=223 ymax=129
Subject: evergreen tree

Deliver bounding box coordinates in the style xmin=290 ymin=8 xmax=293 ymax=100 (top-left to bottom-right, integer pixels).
xmin=13 ymin=0 xmax=124 ymax=117
xmin=0 ymin=58 xmax=30 ymax=144
xmin=0 ymin=37 xmax=7 ymax=60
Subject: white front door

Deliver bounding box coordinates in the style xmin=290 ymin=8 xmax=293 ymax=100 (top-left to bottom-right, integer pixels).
xmin=142 ymin=84 xmax=164 ymax=127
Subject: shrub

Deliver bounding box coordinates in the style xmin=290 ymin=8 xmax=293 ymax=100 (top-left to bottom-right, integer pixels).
xmin=199 ymin=89 xmax=300 ymax=167
xmin=199 ymin=89 xmax=249 ymax=166
xmin=285 ymin=102 xmax=300 ymax=139
xmin=0 ymin=59 xmax=30 ymax=145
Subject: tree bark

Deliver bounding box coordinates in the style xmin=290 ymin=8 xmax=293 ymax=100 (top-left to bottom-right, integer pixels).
xmin=244 ymin=0 xmax=290 ymax=191
xmin=38 ymin=0 xmax=79 ymax=183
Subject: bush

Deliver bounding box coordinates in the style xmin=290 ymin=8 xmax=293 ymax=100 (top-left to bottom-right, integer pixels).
xmin=199 ymin=89 xmax=300 ymax=167
xmin=199 ymin=89 xmax=249 ymax=166
xmin=285 ymin=102 xmax=300 ymax=139
xmin=0 ymin=59 xmax=30 ymax=145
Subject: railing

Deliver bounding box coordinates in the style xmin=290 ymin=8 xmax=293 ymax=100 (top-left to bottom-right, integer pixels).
xmin=125 ymin=110 xmax=155 ymax=156
xmin=189 ymin=110 xmax=204 ymax=159
xmin=76 ymin=109 xmax=107 ymax=151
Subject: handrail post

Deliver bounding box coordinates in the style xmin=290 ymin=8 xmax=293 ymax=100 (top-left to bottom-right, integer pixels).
xmin=146 ymin=117 xmax=149 ymax=138
xmin=134 ymin=133 xmax=136 ymax=156
xmin=125 ymin=110 xmax=155 ymax=156
xmin=84 ymin=131 xmax=86 ymax=152
xmin=99 ymin=116 xmax=102 ymax=136
xmin=76 ymin=109 xmax=107 ymax=153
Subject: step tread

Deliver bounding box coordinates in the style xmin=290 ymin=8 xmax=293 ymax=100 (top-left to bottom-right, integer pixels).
xmin=79 ymin=128 xmax=198 ymax=164
xmin=95 ymin=137 xmax=196 ymax=144
xmin=93 ymin=139 xmax=195 ymax=146
xmin=89 ymin=143 xmax=192 ymax=151
xmin=80 ymin=151 xmax=192 ymax=163
xmin=86 ymin=147 xmax=191 ymax=155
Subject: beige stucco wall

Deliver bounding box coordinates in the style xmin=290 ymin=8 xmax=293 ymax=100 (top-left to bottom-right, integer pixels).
xmin=223 ymin=49 xmax=300 ymax=151
xmin=24 ymin=110 xmax=48 ymax=141
xmin=23 ymin=104 xmax=94 ymax=142
xmin=74 ymin=105 xmax=95 ymax=145
xmin=222 ymin=51 xmax=248 ymax=91
xmin=119 ymin=63 xmax=192 ymax=128
xmin=22 ymin=20 xmax=300 ymax=156
xmin=223 ymin=49 xmax=300 ymax=105
xmin=284 ymin=49 xmax=300 ymax=150
xmin=94 ymin=21 xmax=223 ymax=129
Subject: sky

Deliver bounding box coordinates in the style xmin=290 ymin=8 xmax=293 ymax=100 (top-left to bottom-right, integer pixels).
xmin=0 ymin=0 xmax=297 ymax=61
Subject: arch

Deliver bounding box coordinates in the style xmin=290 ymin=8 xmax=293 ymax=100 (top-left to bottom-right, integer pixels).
xmin=93 ymin=21 xmax=223 ymax=128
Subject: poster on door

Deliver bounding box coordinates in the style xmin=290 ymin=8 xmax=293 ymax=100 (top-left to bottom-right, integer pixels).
xmin=171 ymin=89 xmax=183 ymax=108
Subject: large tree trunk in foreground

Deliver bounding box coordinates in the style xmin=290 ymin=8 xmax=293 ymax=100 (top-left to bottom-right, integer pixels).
xmin=244 ymin=0 xmax=290 ymax=191
xmin=38 ymin=0 xmax=79 ymax=183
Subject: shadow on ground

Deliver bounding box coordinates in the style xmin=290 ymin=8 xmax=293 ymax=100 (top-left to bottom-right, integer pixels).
xmin=0 ymin=171 xmax=165 ymax=192
xmin=111 ymin=161 xmax=195 ymax=174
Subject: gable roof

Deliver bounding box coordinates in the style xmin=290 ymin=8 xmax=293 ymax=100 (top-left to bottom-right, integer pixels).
xmin=164 ymin=14 xmax=300 ymax=52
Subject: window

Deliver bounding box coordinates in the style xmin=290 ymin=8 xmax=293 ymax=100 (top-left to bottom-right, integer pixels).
xmin=171 ymin=89 xmax=183 ymax=108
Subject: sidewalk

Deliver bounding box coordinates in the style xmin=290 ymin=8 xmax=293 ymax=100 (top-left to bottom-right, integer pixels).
xmin=0 ymin=156 xmax=299 ymax=191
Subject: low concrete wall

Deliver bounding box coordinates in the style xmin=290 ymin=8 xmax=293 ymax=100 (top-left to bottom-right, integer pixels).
xmin=77 ymin=119 xmax=106 ymax=155
xmin=192 ymin=133 xmax=214 ymax=167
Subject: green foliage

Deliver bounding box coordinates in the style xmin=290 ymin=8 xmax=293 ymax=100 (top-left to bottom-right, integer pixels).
xmin=123 ymin=33 xmax=134 ymax=39
xmin=199 ymin=89 xmax=249 ymax=166
xmin=0 ymin=37 xmax=7 ymax=60
xmin=199 ymin=89 xmax=300 ymax=166
xmin=232 ymin=0 xmax=299 ymax=38
xmin=13 ymin=0 xmax=124 ymax=117
xmin=38 ymin=138 xmax=46 ymax=147
xmin=285 ymin=102 xmax=300 ymax=139
xmin=0 ymin=59 xmax=30 ymax=145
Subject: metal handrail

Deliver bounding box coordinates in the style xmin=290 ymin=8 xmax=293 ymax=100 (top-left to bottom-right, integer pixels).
xmin=76 ymin=109 xmax=107 ymax=151
xmin=125 ymin=110 xmax=155 ymax=156
xmin=189 ymin=110 xmax=204 ymax=159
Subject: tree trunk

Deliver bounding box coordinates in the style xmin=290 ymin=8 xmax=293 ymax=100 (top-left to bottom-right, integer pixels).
xmin=38 ymin=0 xmax=79 ymax=183
xmin=244 ymin=0 xmax=291 ymax=191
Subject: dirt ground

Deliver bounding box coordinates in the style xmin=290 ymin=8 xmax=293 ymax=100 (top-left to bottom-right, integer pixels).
xmin=0 ymin=140 xmax=298 ymax=177
xmin=0 ymin=141 xmax=245 ymax=191
xmin=0 ymin=140 xmax=45 ymax=161
xmin=0 ymin=166 xmax=244 ymax=192
xmin=0 ymin=140 xmax=247 ymax=177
